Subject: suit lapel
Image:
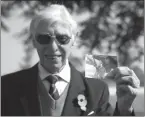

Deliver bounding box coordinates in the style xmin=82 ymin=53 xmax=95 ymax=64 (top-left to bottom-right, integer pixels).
xmin=61 ymin=64 xmax=86 ymax=116
xmin=83 ymin=78 xmax=105 ymax=116
xmin=20 ymin=64 xmax=41 ymax=116
xmin=83 ymin=78 xmax=98 ymax=115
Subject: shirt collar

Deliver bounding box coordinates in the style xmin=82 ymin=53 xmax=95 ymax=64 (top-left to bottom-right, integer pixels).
xmin=38 ymin=60 xmax=70 ymax=83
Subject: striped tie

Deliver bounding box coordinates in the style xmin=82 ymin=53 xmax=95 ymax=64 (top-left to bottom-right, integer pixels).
xmin=46 ymin=75 xmax=59 ymax=100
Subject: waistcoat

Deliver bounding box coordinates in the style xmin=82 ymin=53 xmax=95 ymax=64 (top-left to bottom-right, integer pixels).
xmin=37 ymin=77 xmax=69 ymax=116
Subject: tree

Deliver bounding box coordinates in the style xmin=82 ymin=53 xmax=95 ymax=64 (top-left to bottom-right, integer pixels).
xmin=1 ymin=0 xmax=144 ymax=84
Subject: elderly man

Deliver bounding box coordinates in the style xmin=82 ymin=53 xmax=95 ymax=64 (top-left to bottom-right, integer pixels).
xmin=1 ymin=4 xmax=140 ymax=116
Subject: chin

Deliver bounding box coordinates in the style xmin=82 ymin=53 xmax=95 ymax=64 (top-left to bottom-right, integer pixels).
xmin=45 ymin=63 xmax=63 ymax=73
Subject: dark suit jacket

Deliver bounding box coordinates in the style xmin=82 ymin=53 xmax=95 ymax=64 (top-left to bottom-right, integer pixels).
xmin=1 ymin=63 xmax=130 ymax=116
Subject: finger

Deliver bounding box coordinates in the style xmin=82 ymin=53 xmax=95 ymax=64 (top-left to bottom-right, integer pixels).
xmin=116 ymin=76 xmax=140 ymax=88
xmin=130 ymin=70 xmax=140 ymax=87
xmin=114 ymin=67 xmax=133 ymax=80
xmin=116 ymin=85 xmax=138 ymax=97
xmin=116 ymin=76 xmax=134 ymax=87
xmin=130 ymin=70 xmax=140 ymax=88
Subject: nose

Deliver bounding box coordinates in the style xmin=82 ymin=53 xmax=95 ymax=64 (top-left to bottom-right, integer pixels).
xmin=47 ymin=39 xmax=60 ymax=52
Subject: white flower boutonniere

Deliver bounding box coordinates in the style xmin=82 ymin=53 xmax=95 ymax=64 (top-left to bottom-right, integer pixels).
xmin=77 ymin=94 xmax=87 ymax=111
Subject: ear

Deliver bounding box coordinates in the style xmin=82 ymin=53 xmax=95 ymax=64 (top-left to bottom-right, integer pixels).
xmin=72 ymin=32 xmax=79 ymax=46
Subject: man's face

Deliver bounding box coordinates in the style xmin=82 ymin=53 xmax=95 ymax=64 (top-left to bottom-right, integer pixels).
xmin=33 ymin=19 xmax=75 ymax=73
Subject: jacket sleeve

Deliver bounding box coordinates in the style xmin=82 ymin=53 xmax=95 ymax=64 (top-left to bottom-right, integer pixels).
xmin=1 ymin=76 xmax=25 ymax=116
xmin=95 ymin=83 xmax=114 ymax=116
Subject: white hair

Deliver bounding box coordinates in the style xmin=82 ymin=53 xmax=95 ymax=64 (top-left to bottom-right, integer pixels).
xmin=30 ymin=4 xmax=78 ymax=37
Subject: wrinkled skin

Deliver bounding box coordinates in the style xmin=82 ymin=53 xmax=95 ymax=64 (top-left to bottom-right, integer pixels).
xmin=33 ymin=19 xmax=75 ymax=74
xmin=106 ymin=67 xmax=140 ymax=115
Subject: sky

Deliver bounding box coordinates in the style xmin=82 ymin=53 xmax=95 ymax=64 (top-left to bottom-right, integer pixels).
xmin=1 ymin=5 xmax=39 ymax=75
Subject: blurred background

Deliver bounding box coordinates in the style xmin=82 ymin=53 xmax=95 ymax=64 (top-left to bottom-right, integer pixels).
xmin=1 ymin=0 xmax=144 ymax=115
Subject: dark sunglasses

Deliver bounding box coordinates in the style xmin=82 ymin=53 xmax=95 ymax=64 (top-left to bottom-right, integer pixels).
xmin=35 ymin=34 xmax=71 ymax=45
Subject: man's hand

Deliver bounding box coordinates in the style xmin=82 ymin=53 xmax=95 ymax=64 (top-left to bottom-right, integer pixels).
xmin=106 ymin=67 xmax=140 ymax=115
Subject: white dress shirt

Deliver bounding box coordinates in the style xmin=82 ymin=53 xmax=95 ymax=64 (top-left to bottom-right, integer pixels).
xmin=38 ymin=60 xmax=71 ymax=95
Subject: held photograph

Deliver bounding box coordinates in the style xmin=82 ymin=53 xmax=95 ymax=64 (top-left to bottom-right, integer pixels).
xmin=85 ymin=54 xmax=118 ymax=79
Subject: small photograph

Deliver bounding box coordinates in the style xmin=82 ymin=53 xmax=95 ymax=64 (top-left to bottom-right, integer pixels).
xmin=85 ymin=54 xmax=118 ymax=79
